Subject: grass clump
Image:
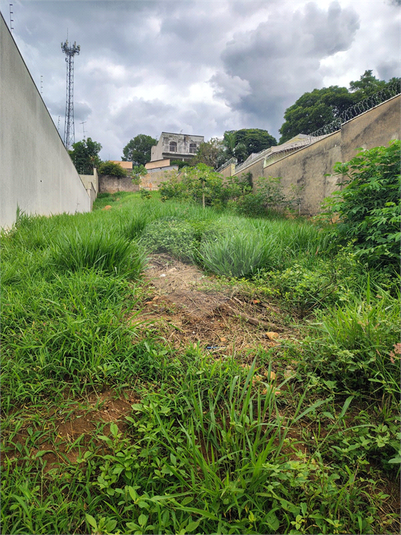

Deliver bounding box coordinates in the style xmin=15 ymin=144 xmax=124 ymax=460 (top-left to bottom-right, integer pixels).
xmin=199 ymin=230 xmax=276 ymax=277
xmin=51 ymin=226 xmax=146 ymax=279
xmin=1 ymin=272 xmax=145 ymax=408
xmin=304 ymin=278 xmax=400 ymax=400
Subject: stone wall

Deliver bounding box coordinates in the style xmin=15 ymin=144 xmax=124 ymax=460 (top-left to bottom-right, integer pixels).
xmin=263 ymin=132 xmax=342 ymax=215
xmin=141 ymin=168 xmax=178 ymax=190
xmin=234 ymin=95 xmax=400 ymax=215
xmin=99 ymin=175 xmax=139 ymax=194
xmin=341 ymin=96 xmax=400 ymax=162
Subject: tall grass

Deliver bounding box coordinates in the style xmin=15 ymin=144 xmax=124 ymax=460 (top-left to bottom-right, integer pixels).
xmin=199 ymin=231 xmax=277 ymax=277
xmin=1 ymin=194 xmax=398 ymax=535
xmin=1 ymin=272 xmax=146 ymax=408
xmin=306 ymin=277 xmax=401 ymax=398
xmin=50 ymin=226 xmax=146 ymax=279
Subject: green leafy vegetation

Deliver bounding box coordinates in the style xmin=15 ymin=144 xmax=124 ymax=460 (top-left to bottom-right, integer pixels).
xmin=98 ymin=160 xmax=127 ymax=177
xmin=1 ymin=183 xmax=399 ymax=534
xmin=69 ymin=137 xmax=102 ymax=175
xmin=159 ymin=163 xmax=298 ymax=216
xmin=122 ymin=134 xmax=157 ymax=166
xmin=321 ymin=140 xmax=401 ymax=269
xmin=279 ymin=71 xmax=400 ymax=143
xmin=190 ymin=129 xmax=277 ymax=169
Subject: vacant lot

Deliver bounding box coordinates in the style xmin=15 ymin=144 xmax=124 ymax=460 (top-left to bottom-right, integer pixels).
xmin=1 ymin=192 xmax=399 ymax=534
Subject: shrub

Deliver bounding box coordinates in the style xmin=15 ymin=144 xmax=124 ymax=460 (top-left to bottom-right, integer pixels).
xmin=234 ymin=176 xmax=301 ymax=217
xmin=98 ymin=161 xmax=127 ymax=178
xmin=321 ymin=140 xmax=401 ymax=269
xmin=132 ymin=165 xmax=148 ymax=185
xmin=170 ymin=159 xmax=192 ymax=169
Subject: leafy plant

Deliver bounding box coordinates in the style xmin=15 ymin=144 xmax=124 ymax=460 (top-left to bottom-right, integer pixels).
xmin=304 ymin=278 xmax=400 ymax=399
xmin=69 ymin=137 xmax=102 ymax=174
xmin=132 ymin=165 xmax=148 ymax=185
xmin=234 ymin=176 xmax=300 ymax=217
xmin=321 ymin=140 xmax=401 ymax=269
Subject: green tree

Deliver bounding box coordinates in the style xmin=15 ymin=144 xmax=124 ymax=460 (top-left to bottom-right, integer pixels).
xmin=159 ymin=163 xmax=234 ymax=208
xmin=218 ymin=129 xmax=277 ymax=166
xmin=279 ymin=71 xmax=400 ymax=144
xmin=190 ymin=138 xmax=226 ymax=169
xmin=279 ymin=86 xmax=355 ymax=143
xmin=69 ymin=138 xmax=102 ymax=174
xmin=234 ymin=129 xmax=277 ymax=161
xmin=122 ymin=134 xmax=157 ymax=166
xmin=222 ymin=131 xmax=237 ymax=159
xmin=349 ymin=70 xmax=387 ymax=98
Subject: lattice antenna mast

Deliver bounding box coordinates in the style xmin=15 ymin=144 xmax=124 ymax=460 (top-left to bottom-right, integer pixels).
xmin=61 ymin=39 xmax=80 ymax=150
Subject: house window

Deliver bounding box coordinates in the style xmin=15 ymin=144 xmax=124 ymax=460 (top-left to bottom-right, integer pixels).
xmin=189 ymin=143 xmax=197 ymax=154
xmin=169 ymin=141 xmax=177 ymax=152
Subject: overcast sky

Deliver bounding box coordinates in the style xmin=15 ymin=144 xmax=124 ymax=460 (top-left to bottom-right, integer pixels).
xmin=2 ymin=0 xmax=400 ymax=160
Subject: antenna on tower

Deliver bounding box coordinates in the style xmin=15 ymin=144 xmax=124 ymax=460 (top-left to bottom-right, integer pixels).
xmin=61 ymin=38 xmax=80 ymax=150
xmin=9 ymin=3 xmax=14 ymax=31
xmin=40 ymin=75 xmax=43 ymax=95
xmin=57 ymin=116 xmax=61 ymax=134
xmin=80 ymin=121 xmax=87 ymax=140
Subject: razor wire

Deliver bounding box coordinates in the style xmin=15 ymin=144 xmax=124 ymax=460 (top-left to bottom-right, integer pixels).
xmin=308 ymin=79 xmax=401 ymax=139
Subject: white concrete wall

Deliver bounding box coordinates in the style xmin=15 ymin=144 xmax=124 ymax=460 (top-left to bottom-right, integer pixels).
xmin=80 ymin=168 xmax=99 ymax=194
xmin=0 ymin=14 xmax=91 ymax=228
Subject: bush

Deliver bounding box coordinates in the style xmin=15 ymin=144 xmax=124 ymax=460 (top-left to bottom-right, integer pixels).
xmin=98 ymin=161 xmax=127 ymax=178
xmin=132 ymin=165 xmax=148 ymax=185
xmin=170 ymin=159 xmax=192 ymax=169
xmin=234 ymin=176 xmax=300 ymax=217
xmin=321 ymin=141 xmax=401 ymax=269
xmin=159 ymin=164 xmax=229 ymax=208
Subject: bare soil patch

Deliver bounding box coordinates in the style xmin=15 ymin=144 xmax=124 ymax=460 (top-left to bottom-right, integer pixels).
xmin=134 ymin=254 xmax=296 ymax=363
xmin=5 ymin=389 xmax=140 ymax=472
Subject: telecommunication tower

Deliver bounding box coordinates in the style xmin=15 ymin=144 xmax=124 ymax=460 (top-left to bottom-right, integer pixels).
xmin=61 ymin=39 xmax=80 ymax=150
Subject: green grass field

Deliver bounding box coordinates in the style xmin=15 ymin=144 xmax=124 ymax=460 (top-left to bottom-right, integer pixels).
xmin=1 ymin=192 xmax=399 ymax=534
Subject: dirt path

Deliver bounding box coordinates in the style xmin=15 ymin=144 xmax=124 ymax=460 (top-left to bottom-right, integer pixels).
xmin=135 ymin=254 xmax=295 ymax=363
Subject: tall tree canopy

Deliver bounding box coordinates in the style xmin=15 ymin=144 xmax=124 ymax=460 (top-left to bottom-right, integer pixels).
xmin=279 ymin=86 xmax=355 ymax=143
xmin=122 ymin=134 xmax=157 ymax=166
xmin=69 ymin=138 xmax=102 ymax=175
xmin=349 ymin=69 xmax=387 ymax=98
xmin=219 ymin=129 xmax=277 ymax=166
xmin=278 ymin=71 xmax=399 ymax=144
xmin=190 ymin=138 xmax=225 ymax=169
xmin=234 ymin=129 xmax=277 ymax=159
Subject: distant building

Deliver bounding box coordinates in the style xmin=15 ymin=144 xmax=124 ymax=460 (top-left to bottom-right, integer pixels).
xmin=150 ymin=132 xmax=204 ymax=162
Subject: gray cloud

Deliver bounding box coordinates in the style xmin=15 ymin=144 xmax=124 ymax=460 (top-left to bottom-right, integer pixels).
xmin=212 ymin=2 xmax=360 ymax=135
xmin=1 ymin=0 xmax=398 ymax=158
